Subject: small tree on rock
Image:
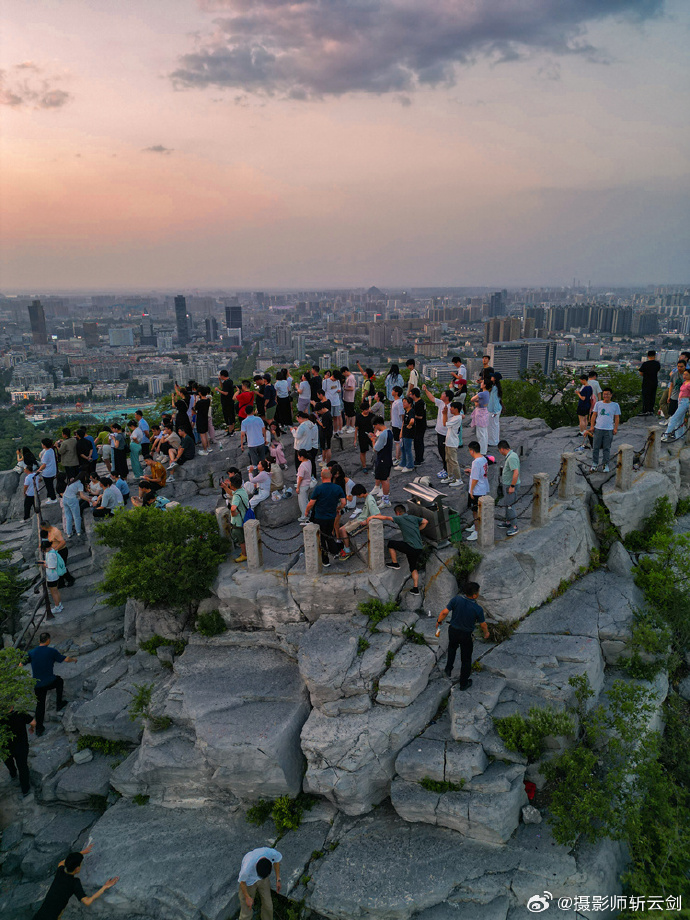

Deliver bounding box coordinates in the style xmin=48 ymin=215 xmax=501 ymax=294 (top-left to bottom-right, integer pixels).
xmin=0 ymin=648 xmax=37 ymax=760
xmin=96 ymin=506 xmax=229 ymax=613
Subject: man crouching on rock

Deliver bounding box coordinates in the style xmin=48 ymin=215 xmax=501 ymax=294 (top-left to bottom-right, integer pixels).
xmin=32 ymin=845 xmax=118 ymax=919
xmin=239 ymin=846 xmax=282 ymax=919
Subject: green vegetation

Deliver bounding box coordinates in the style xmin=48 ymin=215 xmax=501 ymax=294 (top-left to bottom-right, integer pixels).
xmin=419 ymin=776 xmax=465 ymax=793
xmin=128 ymin=681 xmax=172 ymax=733
xmin=139 ymin=635 xmax=187 ymax=657
xmin=357 ymin=636 xmax=370 ymax=655
xmin=385 ymin=650 xmax=395 ymax=668
xmin=133 ymin=794 xmax=150 ymax=806
xmin=623 ymin=496 xmax=675 ymax=553
xmin=487 ymin=620 xmax=517 ymax=644
xmin=246 ymin=793 xmax=317 ymax=837
xmin=592 ymin=502 xmax=620 ymax=560
xmin=675 ymin=496 xmax=690 ymax=518
xmin=195 ymin=609 xmax=227 ymax=637
xmin=0 ymin=405 xmax=46 ymax=471
xmin=633 ymin=531 xmax=690 ymax=656
xmin=619 ymin=609 xmax=672 ymax=680
xmin=0 ymin=648 xmax=39 ymax=761
xmin=401 ymin=625 xmax=426 ymax=645
xmin=358 ymin=597 xmax=397 ymax=633
xmin=494 ymin=707 xmax=574 ymax=762
xmin=451 ymin=544 xmax=482 ymax=585
xmin=96 ymin=505 xmax=229 ymax=612
xmin=0 ymin=548 xmax=29 ymax=634
xmin=76 ymin=735 xmax=131 ymax=756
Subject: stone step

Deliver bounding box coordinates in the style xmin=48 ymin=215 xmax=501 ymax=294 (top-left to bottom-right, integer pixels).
xmin=43 ymin=594 xmax=124 ymax=641
xmin=54 ymin=639 xmax=124 ymax=699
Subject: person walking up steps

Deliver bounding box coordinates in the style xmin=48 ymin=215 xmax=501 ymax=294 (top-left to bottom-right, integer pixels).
xmin=32 ymin=846 xmax=118 ymax=920
xmin=368 ymin=504 xmax=428 ymax=596
xmin=436 ymin=582 xmax=490 ymax=690
xmin=26 ymin=632 xmax=77 ymax=736
xmin=238 ymin=847 xmax=281 ymax=920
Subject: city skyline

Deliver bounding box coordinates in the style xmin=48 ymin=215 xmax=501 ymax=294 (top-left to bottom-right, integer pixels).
xmin=2 ymin=0 xmax=689 ymax=290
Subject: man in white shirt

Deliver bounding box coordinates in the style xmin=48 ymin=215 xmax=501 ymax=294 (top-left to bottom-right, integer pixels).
xmin=587 ymin=387 xmax=621 ymax=473
xmin=341 ymin=365 xmax=357 ymax=431
xmin=240 ymin=406 xmax=267 ymax=466
xmin=451 ymin=356 xmax=468 ymax=404
xmin=406 ymin=358 xmax=419 ymax=395
xmin=588 ymin=370 xmax=602 ymax=403
xmin=238 ymin=846 xmax=281 ymax=919
xmin=464 ymin=440 xmax=490 ymax=541
xmin=390 ymin=385 xmax=405 ymax=465
xmin=424 ymin=385 xmax=452 ymax=480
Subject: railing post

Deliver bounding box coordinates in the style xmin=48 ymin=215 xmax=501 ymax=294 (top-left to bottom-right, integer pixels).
xmin=644 ymin=428 xmax=660 ymax=470
xmin=478 ymin=495 xmax=495 ymax=548
xmin=243 ymin=519 xmax=263 ymax=571
xmin=559 ymin=452 xmax=577 ymax=500
xmin=368 ymin=518 xmax=386 ymax=572
xmin=531 ymin=473 xmax=550 ymax=526
xmin=303 ymin=522 xmax=322 ymax=576
xmin=216 ymin=507 xmax=231 ymax=539
xmin=616 ymin=444 xmax=634 ymax=492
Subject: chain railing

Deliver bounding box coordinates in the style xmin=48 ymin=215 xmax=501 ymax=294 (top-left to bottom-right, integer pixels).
xmin=14 ymin=476 xmax=54 ymax=651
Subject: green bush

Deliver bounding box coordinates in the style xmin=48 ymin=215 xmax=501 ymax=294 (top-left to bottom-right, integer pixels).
xmin=76 ymin=735 xmax=131 ymax=756
xmin=624 ymin=496 xmax=675 ymax=553
xmin=487 ymin=620 xmax=517 ymax=644
xmin=96 ymin=506 xmax=230 ymax=611
xmin=675 ymin=496 xmax=690 ymax=517
xmin=401 ymin=625 xmax=426 ymax=645
xmin=0 ymin=648 xmax=37 ymax=761
xmin=139 ymin=635 xmax=187 ymax=657
xmin=452 ymin=544 xmax=482 ymax=584
xmin=634 ymin=532 xmax=690 ymax=654
xmin=0 ymin=550 xmax=29 ymax=634
xmin=619 ymin=610 xmax=672 ymax=680
xmin=385 ymin=650 xmax=395 ymax=668
xmin=357 ymin=636 xmax=370 ymax=655
xmin=195 ymin=610 xmax=227 ymax=637
xmin=592 ymin=502 xmax=621 ymax=560
xmin=358 ymin=597 xmax=397 ymax=633
xmin=419 ymin=776 xmax=465 ymax=793
xmin=133 ymin=793 xmax=150 ymax=806
xmin=128 ymin=682 xmax=153 ymax=722
xmin=494 ymin=707 xmax=574 ymax=762
xmin=246 ymin=794 xmax=317 ymax=837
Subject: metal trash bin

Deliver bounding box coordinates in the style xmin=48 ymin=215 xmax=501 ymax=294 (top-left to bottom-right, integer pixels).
xmin=403 ymin=480 xmax=451 ymax=546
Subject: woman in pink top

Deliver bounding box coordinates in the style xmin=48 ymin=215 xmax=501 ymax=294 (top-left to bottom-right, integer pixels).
xmin=296 ymin=450 xmax=313 ymax=522
xmin=662 ymin=369 xmax=690 ymax=441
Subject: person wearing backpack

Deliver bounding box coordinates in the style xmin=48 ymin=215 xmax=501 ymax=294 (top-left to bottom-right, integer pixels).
xmin=38 ymin=542 xmax=68 ymax=613
xmin=223 ymin=473 xmax=251 ymax=564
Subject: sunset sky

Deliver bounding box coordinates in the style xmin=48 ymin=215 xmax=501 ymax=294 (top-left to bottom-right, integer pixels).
xmin=1 ymin=0 xmax=688 ymax=290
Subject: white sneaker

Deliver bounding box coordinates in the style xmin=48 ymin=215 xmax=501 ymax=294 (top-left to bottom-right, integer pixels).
xmin=448 ymin=479 xmax=463 ymax=488
xmin=392 ymin=459 xmax=400 ymax=466
xmin=381 ymin=497 xmax=391 ymax=506
xmin=603 ymin=464 xmax=610 ymax=473
xmin=44 ymin=498 xmax=58 ymax=505
xmin=206 ymin=448 xmax=213 ymax=453
xmin=465 ymin=524 xmax=476 ymax=533
xmin=399 ymin=467 xmax=414 ymax=473
xmin=465 ymin=531 xmax=478 ymax=542
xmin=198 ymin=450 xmax=208 ymax=456
xmin=53 ymin=603 xmax=64 ymax=613
xmin=169 ymin=461 xmax=178 ymax=469
xmin=167 ymin=476 xmax=175 ymax=483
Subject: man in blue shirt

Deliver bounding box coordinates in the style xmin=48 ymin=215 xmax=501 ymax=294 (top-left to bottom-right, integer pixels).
xmin=26 ymin=632 xmax=78 ymax=735
xmin=238 ymin=847 xmax=281 ymax=919
xmin=240 ymin=406 xmax=267 ymax=467
xmin=305 ymin=468 xmax=346 ymax=568
xmin=111 ymin=472 xmax=130 ymax=505
xmin=436 ymin=583 xmax=489 ymax=690
xmin=135 ymin=410 xmax=151 ymax=459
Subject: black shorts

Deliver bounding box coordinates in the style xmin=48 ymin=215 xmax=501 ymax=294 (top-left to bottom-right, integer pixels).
xmin=196 ymin=417 xmax=209 ymax=435
xmin=467 ymin=493 xmax=480 ymax=512
xmin=374 ymin=462 xmax=392 ymax=481
xmin=358 ymin=438 xmax=370 ymax=454
xmin=319 ymin=432 xmax=332 ymax=450
xmin=577 ymin=409 xmax=590 ymax=418
xmin=344 ymin=401 xmax=355 ymax=417
xmin=387 ymin=539 xmax=422 ymax=572
xmin=392 ymin=426 xmax=401 ymax=442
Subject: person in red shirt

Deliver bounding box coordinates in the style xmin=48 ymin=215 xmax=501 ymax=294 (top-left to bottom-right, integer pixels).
xmin=236 ymin=380 xmax=255 ymax=421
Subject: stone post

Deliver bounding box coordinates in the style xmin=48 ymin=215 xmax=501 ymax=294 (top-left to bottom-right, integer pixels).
xmin=531 ymin=473 xmax=550 ymax=527
xmin=243 ymin=519 xmax=263 ymax=572
xmin=616 ymin=444 xmax=634 ymax=491
xmin=368 ymin=517 xmax=386 ymax=572
xmin=478 ymin=495 xmax=495 ymax=548
xmin=558 ymin=452 xmax=577 ymax=500
xmin=216 ymin=507 xmax=231 ymax=540
xmin=304 ymin=523 xmax=322 ymax=576
xmin=644 ymin=427 xmax=660 ymax=470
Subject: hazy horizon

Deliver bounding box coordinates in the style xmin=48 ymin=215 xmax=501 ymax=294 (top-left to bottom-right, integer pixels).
xmin=2 ymin=0 xmax=689 ymax=290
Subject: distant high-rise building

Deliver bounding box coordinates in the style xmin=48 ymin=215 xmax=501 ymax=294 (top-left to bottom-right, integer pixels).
xmin=225 ymin=304 xmax=243 ymax=332
xmin=139 ymin=313 xmax=156 ymax=346
xmin=369 ymin=324 xmax=391 ymax=349
xmin=294 ymin=334 xmax=307 ymax=363
xmin=28 ymin=300 xmax=48 ymax=345
xmin=488 ymin=292 xmax=506 ymax=318
xmin=175 ymin=294 xmax=189 ymax=345
xmin=205 ymin=317 xmax=219 ymax=342
xmin=157 ymin=333 xmax=173 ymax=354
xmin=108 ymin=328 xmax=134 ymax=348
xmin=276 ymin=325 xmax=292 ymax=348
xmin=319 ymin=354 xmax=331 ymax=371
xmin=488 ymin=340 xmax=557 ymax=380
xmin=334 ymin=348 xmax=349 ymax=367
xmin=82 ymin=321 xmax=100 ymax=348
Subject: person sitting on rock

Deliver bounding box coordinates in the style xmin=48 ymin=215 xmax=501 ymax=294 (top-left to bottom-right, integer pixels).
xmin=238 ymin=847 xmax=281 ymax=920
xmin=368 ymin=503 xmax=427 ymax=596
xmin=435 ymin=581 xmax=490 ymax=691
xmin=31 ymin=845 xmax=118 ymax=920
xmin=245 ymin=459 xmax=272 ymax=509
xmin=338 ymin=483 xmax=379 ymax=557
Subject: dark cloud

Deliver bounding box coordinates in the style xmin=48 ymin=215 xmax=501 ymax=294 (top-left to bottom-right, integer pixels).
xmin=171 ymin=0 xmax=665 ymax=98
xmin=143 ymin=145 xmax=174 ymax=154
xmin=0 ymin=65 xmax=72 ymax=109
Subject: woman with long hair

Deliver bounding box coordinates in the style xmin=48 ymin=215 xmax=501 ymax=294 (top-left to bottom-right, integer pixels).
xmin=470 ymin=379 xmax=490 ymax=455
xmin=385 ymin=364 xmax=404 ymax=402
xmin=488 ymin=376 xmax=503 ymax=447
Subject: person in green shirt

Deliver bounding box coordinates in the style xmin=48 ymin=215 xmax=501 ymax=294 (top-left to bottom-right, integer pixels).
xmin=368 ymin=504 xmax=428 ymax=595
xmin=95 ymin=429 xmax=112 ymax=473
xmin=497 ymin=440 xmax=520 ymax=537
xmin=339 ymin=483 xmax=380 ymax=556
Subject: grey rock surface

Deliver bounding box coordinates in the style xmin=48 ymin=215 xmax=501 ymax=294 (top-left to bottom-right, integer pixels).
xmin=602 ymin=469 xmax=678 ymax=537
xmin=377 ymin=643 xmax=437 ymax=707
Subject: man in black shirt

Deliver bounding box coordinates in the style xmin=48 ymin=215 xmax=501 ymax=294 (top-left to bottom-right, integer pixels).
xmin=170 ymin=428 xmax=195 ymax=469
xmin=32 ymin=846 xmax=118 ymax=920
xmin=639 ymin=350 xmax=661 ymax=415
xmin=3 ymin=708 xmax=35 ymax=795
xmin=355 ymin=404 xmax=375 ymax=473
xmin=479 ymin=355 xmax=495 ymax=388
xmin=436 ymin=582 xmax=490 ymax=690
xmin=309 ymin=365 xmax=322 ymax=402
xmin=216 ymin=370 xmax=236 ymax=433
xmin=411 ymin=387 xmax=427 ymax=465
